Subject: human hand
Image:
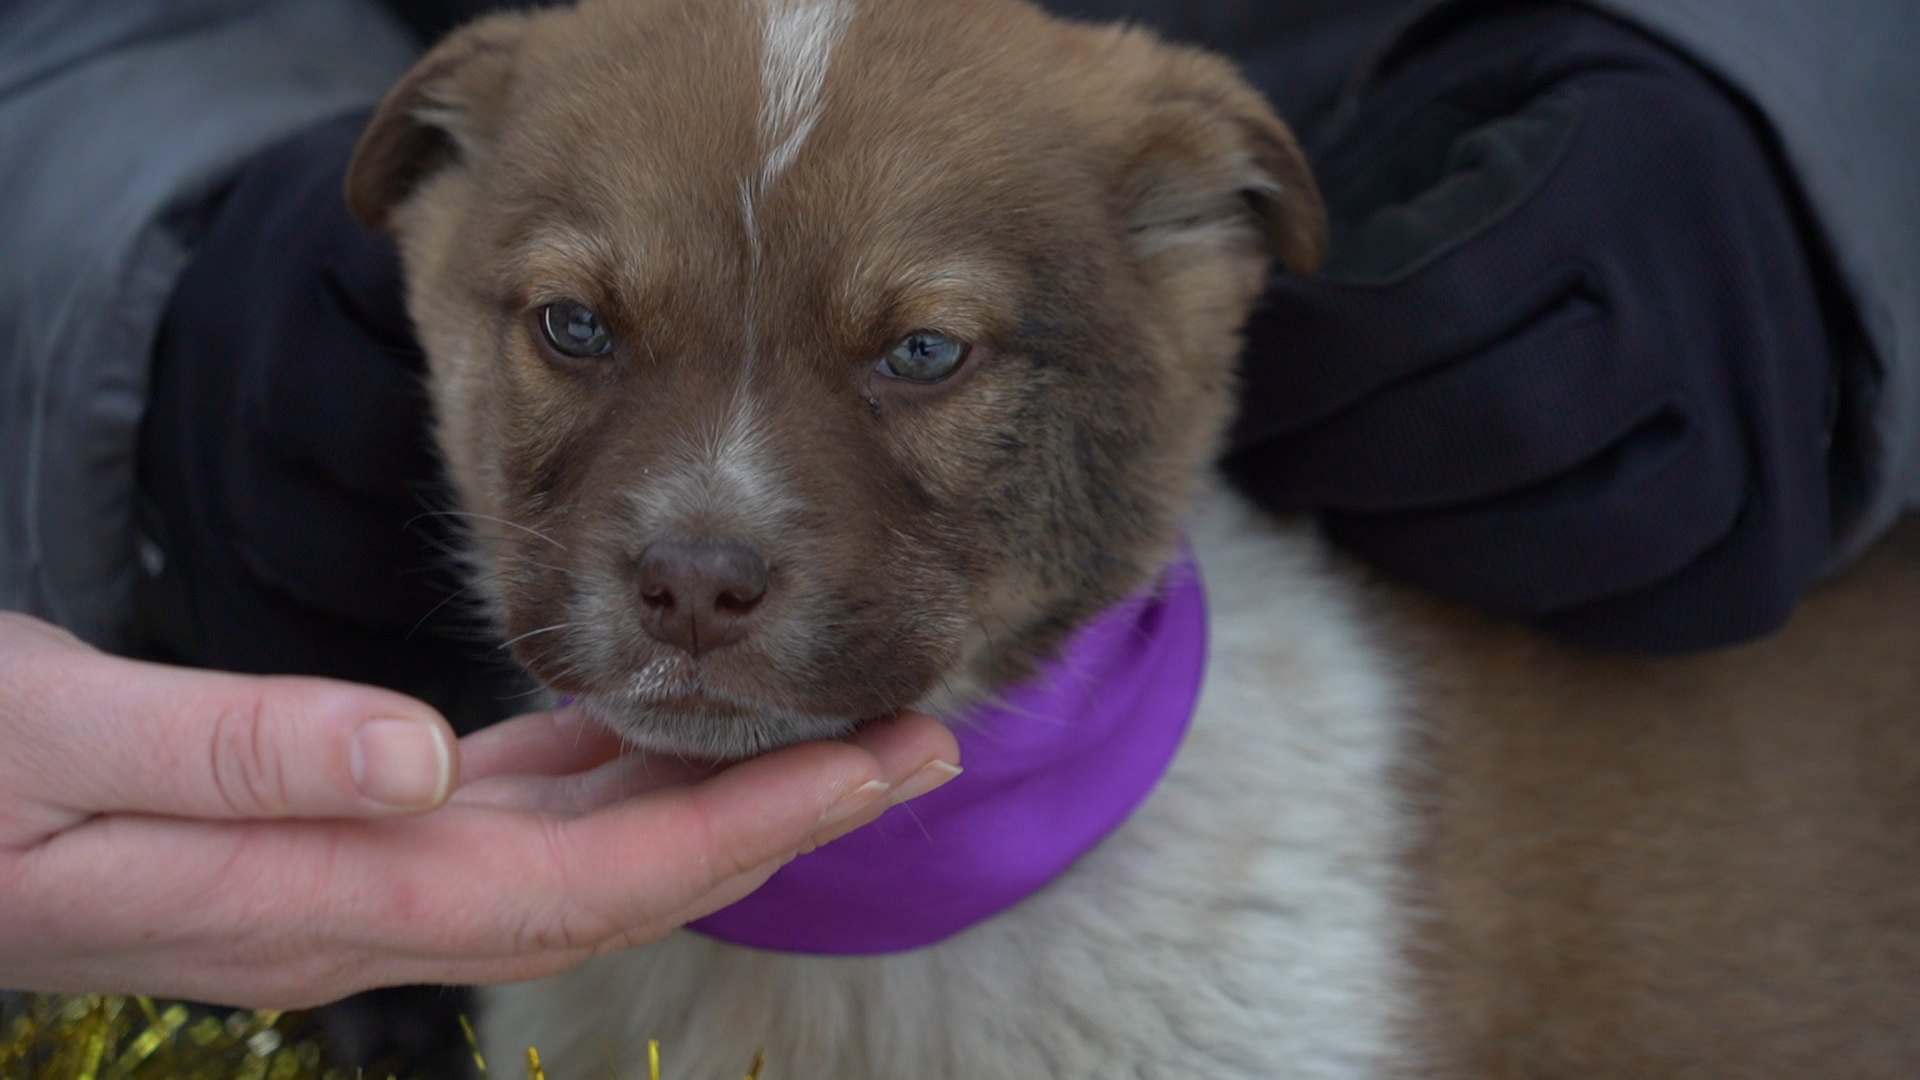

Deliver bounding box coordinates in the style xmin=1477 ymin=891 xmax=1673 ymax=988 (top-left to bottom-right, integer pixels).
xmin=0 ymin=611 xmax=959 ymax=1009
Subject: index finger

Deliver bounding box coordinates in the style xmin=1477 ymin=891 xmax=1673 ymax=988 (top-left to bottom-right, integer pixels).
xmin=452 ymin=710 xmax=960 ymax=817
xmin=457 ymin=706 xmax=627 ymax=783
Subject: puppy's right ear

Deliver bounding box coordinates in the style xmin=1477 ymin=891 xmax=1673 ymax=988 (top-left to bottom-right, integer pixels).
xmin=346 ymin=12 xmax=533 ymax=229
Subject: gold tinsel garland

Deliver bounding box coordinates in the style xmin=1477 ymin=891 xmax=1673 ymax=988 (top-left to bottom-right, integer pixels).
xmin=2 ymin=997 xmax=763 ymax=1080
xmin=0 ymin=996 xmax=325 ymax=1080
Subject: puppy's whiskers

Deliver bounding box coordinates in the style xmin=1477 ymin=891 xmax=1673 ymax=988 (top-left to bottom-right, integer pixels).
xmin=407 ymin=562 xmax=520 ymax=639
xmin=499 ymin=621 xmax=577 ymax=651
xmin=408 ymin=509 xmax=569 ymax=551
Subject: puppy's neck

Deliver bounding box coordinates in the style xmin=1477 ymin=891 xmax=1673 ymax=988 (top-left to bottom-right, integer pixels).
xmin=693 ymin=551 xmax=1209 ymax=952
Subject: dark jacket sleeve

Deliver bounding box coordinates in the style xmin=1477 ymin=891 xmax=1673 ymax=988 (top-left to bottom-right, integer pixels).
xmin=138 ymin=111 xmax=532 ymax=733
xmin=1223 ymin=5 xmax=1847 ymax=652
xmin=1581 ymin=0 xmax=1920 ymax=574
xmin=0 ymin=0 xmax=416 ymax=648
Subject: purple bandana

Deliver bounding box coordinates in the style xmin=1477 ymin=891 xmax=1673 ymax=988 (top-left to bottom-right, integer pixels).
xmin=689 ymin=554 xmax=1207 ymax=954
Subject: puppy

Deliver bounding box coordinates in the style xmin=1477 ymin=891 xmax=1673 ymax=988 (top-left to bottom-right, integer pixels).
xmin=346 ymin=0 xmax=1920 ymax=1075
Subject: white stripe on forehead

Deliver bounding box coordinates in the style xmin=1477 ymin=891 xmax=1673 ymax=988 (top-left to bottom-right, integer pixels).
xmin=757 ymin=0 xmax=853 ymax=188
xmin=739 ymin=0 xmax=852 ymax=375
xmin=727 ymin=0 xmax=849 ymax=472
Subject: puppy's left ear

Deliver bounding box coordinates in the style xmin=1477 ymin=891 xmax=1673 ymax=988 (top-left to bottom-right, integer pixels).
xmin=1120 ymin=48 xmax=1327 ymax=275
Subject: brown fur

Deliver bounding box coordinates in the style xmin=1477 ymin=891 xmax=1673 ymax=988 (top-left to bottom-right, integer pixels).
xmin=351 ymin=0 xmax=1920 ymax=1071
xmin=347 ymin=0 xmax=1320 ymax=757
xmin=1397 ymin=519 xmax=1920 ymax=1078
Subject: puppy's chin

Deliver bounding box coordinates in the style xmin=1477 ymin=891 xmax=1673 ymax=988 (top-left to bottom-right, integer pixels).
xmin=578 ymin=691 xmax=868 ymax=760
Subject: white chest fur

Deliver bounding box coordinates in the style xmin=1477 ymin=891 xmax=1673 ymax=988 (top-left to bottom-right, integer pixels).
xmin=480 ymin=488 xmax=1414 ymax=1078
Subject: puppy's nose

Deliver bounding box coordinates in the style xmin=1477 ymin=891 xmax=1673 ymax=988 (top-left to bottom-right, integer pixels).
xmin=636 ymin=540 xmax=769 ymax=656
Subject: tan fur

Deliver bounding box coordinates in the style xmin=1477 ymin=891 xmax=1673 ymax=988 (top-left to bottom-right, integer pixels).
xmin=1397 ymin=520 xmax=1920 ymax=1078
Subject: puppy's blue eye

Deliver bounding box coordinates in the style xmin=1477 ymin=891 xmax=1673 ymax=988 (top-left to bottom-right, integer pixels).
xmin=880 ymin=331 xmax=967 ymax=382
xmin=540 ymin=302 xmax=613 ymax=358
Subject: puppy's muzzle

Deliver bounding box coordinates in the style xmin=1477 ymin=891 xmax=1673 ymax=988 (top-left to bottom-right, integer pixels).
xmin=635 ymin=539 xmax=770 ymax=657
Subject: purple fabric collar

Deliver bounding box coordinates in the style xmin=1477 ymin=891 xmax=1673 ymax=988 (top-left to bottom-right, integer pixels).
xmin=689 ymin=554 xmax=1207 ymax=955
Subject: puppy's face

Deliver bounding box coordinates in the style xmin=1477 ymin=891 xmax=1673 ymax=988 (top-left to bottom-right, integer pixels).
xmin=349 ymin=0 xmax=1323 ymax=757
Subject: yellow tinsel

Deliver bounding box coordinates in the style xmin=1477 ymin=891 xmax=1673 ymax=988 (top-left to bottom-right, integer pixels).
xmin=5 ymin=997 xmax=767 ymax=1080
xmin=467 ymin=1034 xmax=763 ymax=1080
xmin=0 ymin=996 xmax=326 ymax=1080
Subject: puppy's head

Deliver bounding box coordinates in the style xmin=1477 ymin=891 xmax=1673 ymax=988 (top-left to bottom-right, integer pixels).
xmin=348 ymin=0 xmax=1323 ymax=757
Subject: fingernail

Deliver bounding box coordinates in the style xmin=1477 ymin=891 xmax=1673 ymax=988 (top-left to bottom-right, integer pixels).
xmin=352 ymin=718 xmax=453 ymax=809
xmin=813 ymin=779 xmax=891 ymax=846
xmin=891 ymin=760 xmax=962 ymax=805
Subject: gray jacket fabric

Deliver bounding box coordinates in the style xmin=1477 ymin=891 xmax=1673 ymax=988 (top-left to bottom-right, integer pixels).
xmin=1578 ymin=0 xmax=1920 ymax=567
xmin=0 ymin=0 xmax=415 ymax=648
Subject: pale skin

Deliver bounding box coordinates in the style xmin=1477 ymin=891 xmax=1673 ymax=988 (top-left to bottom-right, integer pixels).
xmin=0 ymin=612 xmax=961 ymax=1010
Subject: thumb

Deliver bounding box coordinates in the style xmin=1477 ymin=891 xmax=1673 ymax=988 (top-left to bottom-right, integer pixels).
xmin=1 ymin=614 xmax=456 ymax=826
